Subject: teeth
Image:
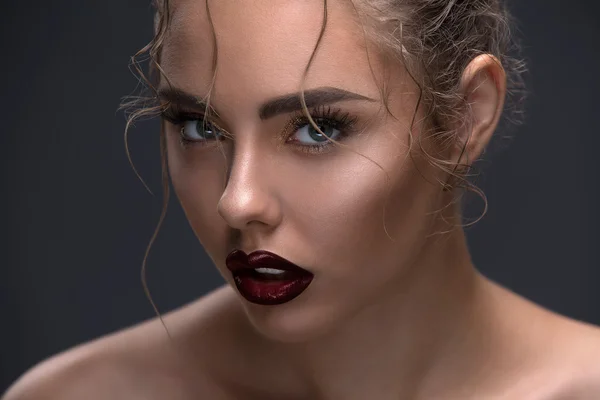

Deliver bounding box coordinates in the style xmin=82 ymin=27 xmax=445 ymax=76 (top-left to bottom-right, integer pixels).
xmin=254 ymin=267 xmax=286 ymax=275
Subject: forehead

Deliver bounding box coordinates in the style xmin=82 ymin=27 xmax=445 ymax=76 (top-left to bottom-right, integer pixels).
xmin=160 ymin=0 xmax=382 ymax=101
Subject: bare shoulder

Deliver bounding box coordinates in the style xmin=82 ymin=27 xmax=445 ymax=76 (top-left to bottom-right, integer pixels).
xmin=484 ymin=281 xmax=600 ymax=399
xmin=2 ymin=285 xmax=243 ymax=400
xmin=525 ymin=305 xmax=600 ymax=399
xmin=1 ymin=343 xmax=153 ymax=400
xmin=545 ymin=319 xmax=600 ymax=399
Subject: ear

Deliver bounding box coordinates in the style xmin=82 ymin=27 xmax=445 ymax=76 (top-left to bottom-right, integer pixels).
xmin=451 ymin=54 xmax=506 ymax=166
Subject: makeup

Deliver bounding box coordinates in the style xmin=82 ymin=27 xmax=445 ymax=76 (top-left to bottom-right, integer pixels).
xmin=225 ymin=249 xmax=314 ymax=305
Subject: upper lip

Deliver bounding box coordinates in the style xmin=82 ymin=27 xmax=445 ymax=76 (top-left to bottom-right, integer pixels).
xmin=226 ymin=249 xmax=312 ymax=275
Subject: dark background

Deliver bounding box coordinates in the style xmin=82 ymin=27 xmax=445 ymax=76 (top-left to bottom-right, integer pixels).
xmin=1 ymin=0 xmax=599 ymax=392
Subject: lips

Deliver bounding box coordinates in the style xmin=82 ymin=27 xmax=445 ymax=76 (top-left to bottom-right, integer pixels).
xmin=225 ymin=249 xmax=314 ymax=305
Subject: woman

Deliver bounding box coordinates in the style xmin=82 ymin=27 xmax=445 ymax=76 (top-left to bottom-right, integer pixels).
xmin=4 ymin=0 xmax=600 ymax=399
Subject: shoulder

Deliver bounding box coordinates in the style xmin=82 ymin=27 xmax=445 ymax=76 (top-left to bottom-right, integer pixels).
xmin=2 ymin=344 xmax=140 ymax=400
xmin=2 ymin=285 xmax=242 ymax=400
xmin=555 ymin=324 xmax=600 ymax=398
xmin=1 ymin=332 xmax=167 ymax=400
xmin=487 ymin=282 xmax=600 ymax=399
xmin=536 ymin=318 xmax=600 ymax=400
xmin=545 ymin=365 xmax=600 ymax=400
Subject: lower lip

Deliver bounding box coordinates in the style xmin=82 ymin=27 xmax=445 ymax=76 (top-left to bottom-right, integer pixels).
xmin=232 ymin=272 xmax=313 ymax=306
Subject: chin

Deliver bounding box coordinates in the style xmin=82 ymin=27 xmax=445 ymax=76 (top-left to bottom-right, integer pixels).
xmin=240 ymin=299 xmax=344 ymax=344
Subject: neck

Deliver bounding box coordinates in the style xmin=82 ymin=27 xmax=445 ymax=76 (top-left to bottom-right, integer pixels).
xmin=283 ymin=226 xmax=489 ymax=400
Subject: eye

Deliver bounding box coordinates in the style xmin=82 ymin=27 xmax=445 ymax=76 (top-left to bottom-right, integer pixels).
xmin=181 ymin=119 xmax=224 ymax=142
xmin=292 ymin=119 xmax=341 ymax=145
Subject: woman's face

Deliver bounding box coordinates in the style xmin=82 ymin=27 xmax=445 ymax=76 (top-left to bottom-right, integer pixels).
xmin=160 ymin=0 xmax=448 ymax=342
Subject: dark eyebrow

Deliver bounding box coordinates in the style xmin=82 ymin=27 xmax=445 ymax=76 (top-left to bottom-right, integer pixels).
xmin=258 ymin=86 xmax=376 ymax=119
xmin=157 ymin=86 xmax=376 ymax=120
xmin=157 ymin=88 xmax=218 ymax=115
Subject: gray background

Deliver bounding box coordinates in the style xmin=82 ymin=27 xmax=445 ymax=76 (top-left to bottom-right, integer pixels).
xmin=1 ymin=0 xmax=599 ymax=392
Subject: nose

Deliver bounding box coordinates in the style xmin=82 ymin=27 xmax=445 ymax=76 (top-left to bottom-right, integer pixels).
xmin=217 ymin=147 xmax=282 ymax=231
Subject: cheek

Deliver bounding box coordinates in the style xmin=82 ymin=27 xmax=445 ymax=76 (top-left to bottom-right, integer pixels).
xmin=291 ymin=154 xmax=416 ymax=262
xmin=166 ymin=134 xmax=229 ymax=258
xmin=291 ymin=143 xmax=439 ymax=291
xmin=293 ymin=158 xmax=389 ymax=255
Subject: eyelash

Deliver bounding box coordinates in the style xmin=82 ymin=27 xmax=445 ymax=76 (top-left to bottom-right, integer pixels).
xmin=160 ymin=105 xmax=358 ymax=155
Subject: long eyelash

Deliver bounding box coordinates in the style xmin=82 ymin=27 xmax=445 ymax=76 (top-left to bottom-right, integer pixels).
xmin=160 ymin=105 xmax=227 ymax=149
xmin=160 ymin=104 xmax=359 ymax=153
xmin=285 ymin=105 xmax=359 ymax=154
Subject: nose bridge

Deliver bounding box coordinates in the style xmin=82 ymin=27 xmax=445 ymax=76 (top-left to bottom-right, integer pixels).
xmin=217 ymin=141 xmax=281 ymax=229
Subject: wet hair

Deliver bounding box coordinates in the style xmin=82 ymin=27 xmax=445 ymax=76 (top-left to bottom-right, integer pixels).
xmin=120 ymin=0 xmax=526 ymax=322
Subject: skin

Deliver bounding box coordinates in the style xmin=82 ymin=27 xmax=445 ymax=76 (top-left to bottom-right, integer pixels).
xmin=4 ymin=0 xmax=600 ymax=399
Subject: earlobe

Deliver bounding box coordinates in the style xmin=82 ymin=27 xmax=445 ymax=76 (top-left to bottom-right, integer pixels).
xmin=453 ymin=54 xmax=506 ymax=166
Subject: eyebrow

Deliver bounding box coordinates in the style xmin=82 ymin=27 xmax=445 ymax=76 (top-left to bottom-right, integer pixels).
xmin=157 ymin=86 xmax=376 ymax=120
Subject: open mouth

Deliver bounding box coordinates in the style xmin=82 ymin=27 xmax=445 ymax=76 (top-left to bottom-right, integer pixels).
xmin=226 ymin=249 xmax=314 ymax=306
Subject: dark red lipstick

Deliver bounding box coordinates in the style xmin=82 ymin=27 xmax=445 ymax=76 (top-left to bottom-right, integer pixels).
xmin=225 ymin=249 xmax=313 ymax=305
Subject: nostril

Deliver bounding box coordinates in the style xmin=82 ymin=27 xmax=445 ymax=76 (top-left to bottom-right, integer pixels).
xmin=217 ymin=183 xmax=282 ymax=230
xmin=216 ymin=149 xmax=283 ymax=230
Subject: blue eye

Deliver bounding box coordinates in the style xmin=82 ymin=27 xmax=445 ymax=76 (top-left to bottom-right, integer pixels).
xmin=284 ymin=107 xmax=358 ymax=154
xmin=160 ymin=105 xmax=357 ymax=154
xmin=181 ymin=119 xmax=223 ymax=142
xmin=293 ymin=119 xmax=341 ymax=145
